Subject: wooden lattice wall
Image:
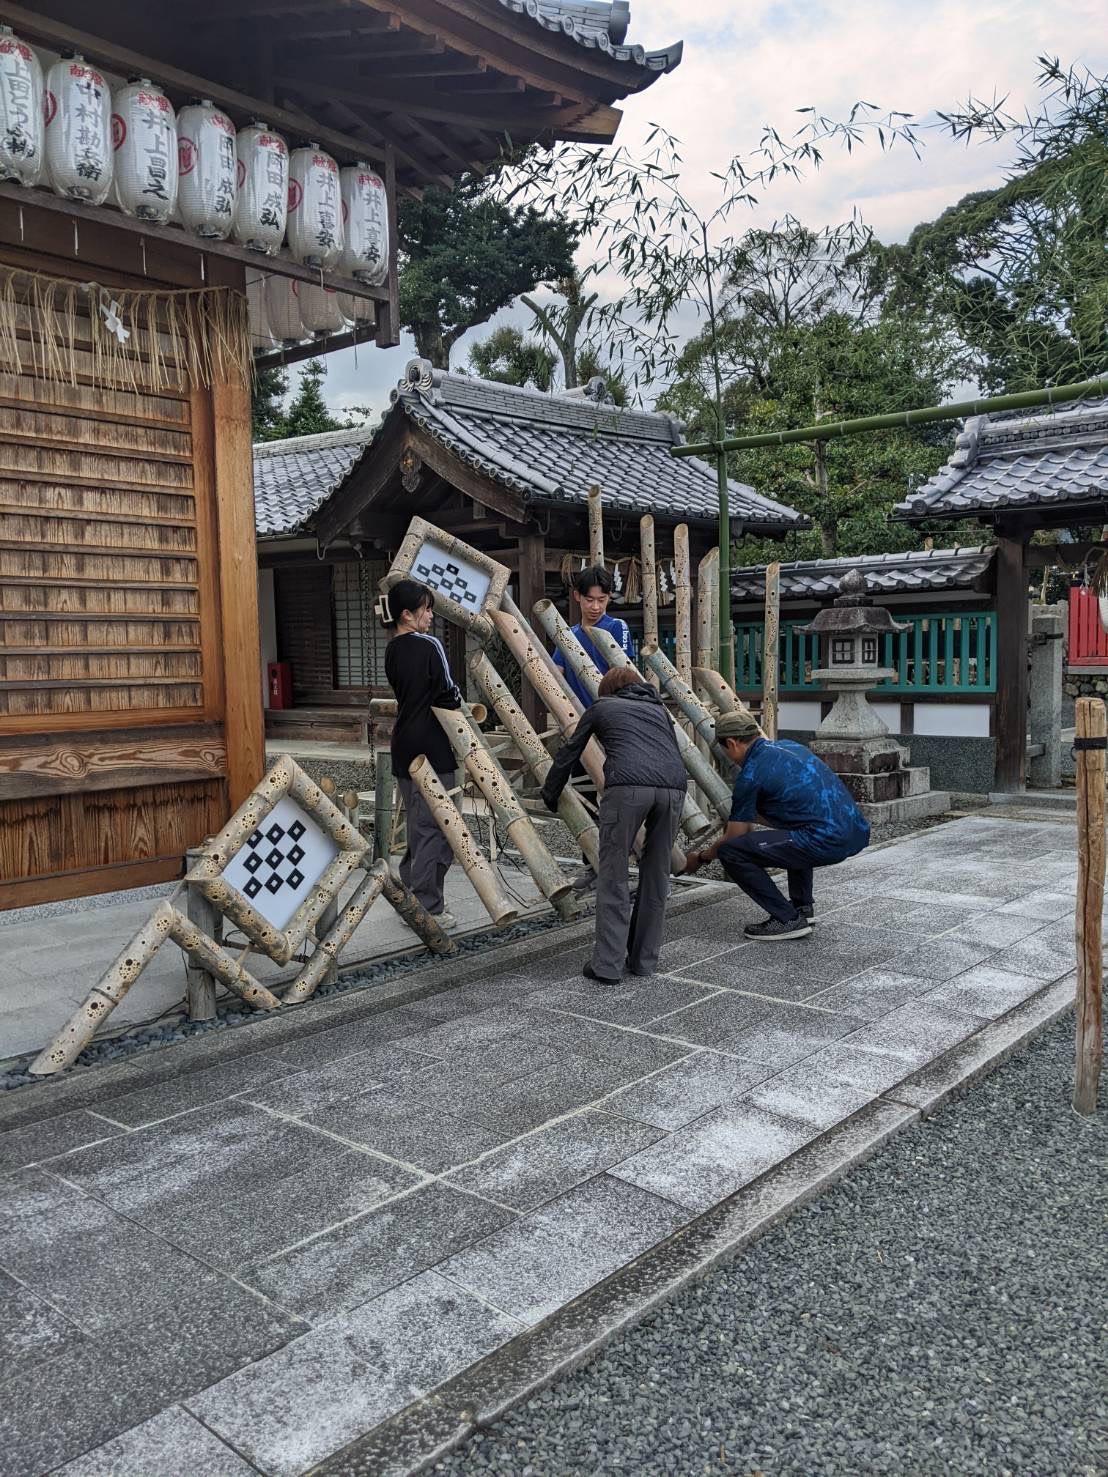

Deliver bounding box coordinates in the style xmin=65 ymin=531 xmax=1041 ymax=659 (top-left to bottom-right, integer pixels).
xmin=0 ymin=208 xmax=263 ymax=906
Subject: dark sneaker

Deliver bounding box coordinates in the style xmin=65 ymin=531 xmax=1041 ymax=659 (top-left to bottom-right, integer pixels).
xmin=744 ymin=914 xmax=813 ymax=941
xmin=583 ymin=963 xmax=621 ymax=985
xmin=572 ymin=867 xmax=598 ymax=895
xmin=792 ymin=903 xmax=816 ymax=924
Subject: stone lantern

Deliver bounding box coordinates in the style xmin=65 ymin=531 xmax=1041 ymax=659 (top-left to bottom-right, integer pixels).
xmin=800 ymin=569 xmax=945 ymax=818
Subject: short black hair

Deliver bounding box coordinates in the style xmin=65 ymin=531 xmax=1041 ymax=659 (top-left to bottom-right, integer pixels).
xmin=386 ymin=578 xmax=433 ymax=626
xmin=574 ymin=564 xmax=612 ymax=596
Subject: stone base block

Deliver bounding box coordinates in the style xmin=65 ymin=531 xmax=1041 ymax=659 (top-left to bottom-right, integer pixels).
xmin=860 ymin=789 xmax=951 ymax=825
xmin=810 ymin=736 xmax=908 ymax=776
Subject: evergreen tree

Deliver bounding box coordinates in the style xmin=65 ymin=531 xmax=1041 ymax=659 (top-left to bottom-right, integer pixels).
xmin=282 ymin=360 xmax=343 ymax=438
xmin=252 ymin=364 xmax=289 ymax=441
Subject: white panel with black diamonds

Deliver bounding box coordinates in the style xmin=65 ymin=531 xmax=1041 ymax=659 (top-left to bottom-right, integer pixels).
xmin=412 ymin=539 xmax=492 ymax=614
xmin=222 ymin=795 xmax=340 ymax=929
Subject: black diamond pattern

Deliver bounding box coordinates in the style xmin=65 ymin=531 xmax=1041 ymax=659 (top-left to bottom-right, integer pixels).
xmin=244 ymin=877 xmax=262 ymax=898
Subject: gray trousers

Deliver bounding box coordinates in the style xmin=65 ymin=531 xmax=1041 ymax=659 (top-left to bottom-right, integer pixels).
xmin=592 ymin=785 xmax=684 ymax=980
xmin=397 ymin=771 xmax=456 ymax=915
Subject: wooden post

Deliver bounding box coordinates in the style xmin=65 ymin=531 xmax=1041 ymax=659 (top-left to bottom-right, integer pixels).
xmin=762 ymin=561 xmax=780 ymax=740
xmin=409 ymin=757 xmax=519 ymax=928
xmin=517 ymin=531 xmax=547 ymax=732
xmin=995 ymin=531 xmax=1030 ymax=791
xmin=587 ymin=485 xmax=604 ymax=565
xmin=1074 ymin=696 xmax=1105 ymax=1115
xmin=184 ymin=845 xmax=218 ymax=1021
xmin=640 ymin=515 xmax=659 ymax=678
xmin=674 ymin=524 xmax=692 ymax=683
xmin=373 ymin=749 xmax=395 ymax=862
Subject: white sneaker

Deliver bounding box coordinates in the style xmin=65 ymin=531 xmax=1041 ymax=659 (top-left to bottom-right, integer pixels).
xmin=432 ymin=911 xmax=456 ymax=930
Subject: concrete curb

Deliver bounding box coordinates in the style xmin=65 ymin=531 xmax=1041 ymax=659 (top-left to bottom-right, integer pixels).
xmin=308 ymin=980 xmax=1076 ymax=1477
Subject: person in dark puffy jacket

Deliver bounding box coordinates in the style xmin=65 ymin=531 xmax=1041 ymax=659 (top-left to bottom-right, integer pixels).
xmin=542 ymin=666 xmax=686 ymax=983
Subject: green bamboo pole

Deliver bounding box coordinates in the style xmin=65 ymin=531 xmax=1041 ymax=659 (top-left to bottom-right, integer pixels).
xmin=672 ymin=375 xmax=1108 ymax=458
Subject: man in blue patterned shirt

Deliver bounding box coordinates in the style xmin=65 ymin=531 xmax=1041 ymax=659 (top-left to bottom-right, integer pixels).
xmin=683 ymin=710 xmax=870 ymax=940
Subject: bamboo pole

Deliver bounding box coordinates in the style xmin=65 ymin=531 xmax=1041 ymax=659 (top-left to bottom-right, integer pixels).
xmin=470 ymin=650 xmax=601 ymax=870
xmin=409 ymin=756 xmax=518 ymax=928
xmin=380 ymin=870 xmax=456 ymax=955
xmin=587 ymin=484 xmax=604 ymax=565
xmin=762 ymin=561 xmax=780 ymax=741
xmin=167 ymin=911 xmax=283 ymax=1010
xmin=500 ymin=593 xmax=579 ymax=707
xmin=694 ymin=666 xmax=752 ymax=716
xmin=674 ymin=524 xmax=692 ymax=684
xmin=642 ymin=643 xmax=734 ymax=770
xmin=1074 ymin=696 xmax=1105 ymax=1115
xmin=284 ymin=862 xmax=389 ymax=1003
xmin=697 ymin=548 xmax=719 ymax=671
xmin=586 ymin=623 xmax=723 ymax=833
xmin=640 ymin=515 xmax=659 ymax=682
xmin=492 ymin=605 xmax=606 ymax=793
xmin=433 ymin=704 xmax=574 ymax=912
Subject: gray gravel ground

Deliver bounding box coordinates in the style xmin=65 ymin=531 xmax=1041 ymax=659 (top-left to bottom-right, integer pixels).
xmin=434 ymin=1017 xmax=1107 ymax=1477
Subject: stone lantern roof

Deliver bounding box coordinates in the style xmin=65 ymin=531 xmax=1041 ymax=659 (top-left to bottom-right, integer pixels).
xmin=799 ymin=569 xmax=910 ymax=639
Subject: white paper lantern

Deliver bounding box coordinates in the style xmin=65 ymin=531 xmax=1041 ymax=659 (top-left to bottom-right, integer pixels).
xmin=246 ymin=276 xmax=275 ymax=350
xmin=299 ymin=282 xmax=344 ymax=336
xmin=176 ymin=99 xmax=236 ymax=239
xmin=339 ymin=162 xmax=388 ymax=285
xmin=111 ymin=78 xmax=177 ymax=223
xmin=44 ymin=54 xmax=112 ymax=203
xmin=338 ymin=292 xmax=374 ymax=328
xmin=287 ymin=145 xmax=342 ymax=270
xmin=0 ymin=26 xmax=43 ymax=187
xmin=234 ymin=121 xmax=288 ymax=255
xmin=264 ymin=275 xmax=303 ymax=344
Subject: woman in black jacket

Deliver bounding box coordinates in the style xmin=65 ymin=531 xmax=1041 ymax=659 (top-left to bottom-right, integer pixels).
xmin=542 ymin=666 xmax=686 ymax=983
xmin=383 ymin=579 xmax=462 ymax=926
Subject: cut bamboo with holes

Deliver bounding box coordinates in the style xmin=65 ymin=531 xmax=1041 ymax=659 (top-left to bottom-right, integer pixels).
xmin=587 ymin=484 xmax=604 ymax=564
xmin=408 ymin=756 xmax=518 ymax=927
xmin=763 ymin=561 xmax=781 ymax=740
xmin=433 ymin=704 xmax=574 ymax=914
xmin=284 ymin=861 xmax=390 ymax=1004
xmin=673 ymin=524 xmax=692 ymax=684
xmin=1073 ymin=696 xmax=1105 ymax=1115
xmin=640 ymin=515 xmax=659 ymax=665
xmin=642 ymin=643 xmax=734 ymax=769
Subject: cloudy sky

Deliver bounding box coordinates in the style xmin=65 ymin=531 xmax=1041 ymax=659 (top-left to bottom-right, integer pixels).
xmin=308 ymin=0 xmax=1106 ymax=421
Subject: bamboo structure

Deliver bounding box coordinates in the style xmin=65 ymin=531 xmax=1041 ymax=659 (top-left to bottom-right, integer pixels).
xmin=640 ymin=515 xmax=659 ymax=681
xmin=500 ymin=593 xmax=579 ymax=707
xmin=588 ymin=484 xmax=604 ymax=564
xmin=409 ymin=757 xmax=519 ymax=927
xmin=585 ymin=624 xmax=724 ymax=832
xmin=469 ymin=651 xmax=601 ymax=871
xmin=1073 ymin=696 xmax=1105 ymax=1115
xmin=697 ymin=549 xmax=720 ymax=671
xmin=762 ymin=561 xmax=780 ymax=740
xmin=380 ymin=871 xmax=456 ymax=955
xmin=29 ymin=900 xmax=281 ymax=1077
xmin=694 ymin=666 xmax=751 ymax=716
xmin=284 ymin=862 xmax=390 ymax=1004
xmin=491 ymin=605 xmax=606 ymax=794
xmin=673 ymin=524 xmax=693 ymax=683
xmin=642 ymin=644 xmax=734 ymax=771
xmin=382 ymin=517 xmax=510 ymax=642
xmin=433 ymin=705 xmax=574 ymax=913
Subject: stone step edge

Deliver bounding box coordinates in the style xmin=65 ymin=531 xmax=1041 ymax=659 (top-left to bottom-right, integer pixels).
xmin=308 ymin=976 xmax=1075 ymax=1477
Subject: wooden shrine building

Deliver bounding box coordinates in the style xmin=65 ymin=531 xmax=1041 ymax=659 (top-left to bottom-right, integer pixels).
xmin=0 ymin=0 xmax=682 ymax=906
xmin=254 ymin=362 xmax=805 ymax=735
xmin=894 ymin=398 xmax=1108 ymax=789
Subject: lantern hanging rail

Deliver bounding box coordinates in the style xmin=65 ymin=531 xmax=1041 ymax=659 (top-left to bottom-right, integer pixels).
xmin=671 ymin=375 xmax=1108 ymax=458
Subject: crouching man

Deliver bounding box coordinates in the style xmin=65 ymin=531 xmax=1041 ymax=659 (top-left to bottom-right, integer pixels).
xmin=683 ymin=711 xmax=870 ymax=941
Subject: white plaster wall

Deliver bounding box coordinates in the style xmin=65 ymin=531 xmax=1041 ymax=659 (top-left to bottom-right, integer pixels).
xmin=779 ymin=700 xmax=823 ymax=730
xmin=870 ymin=701 xmax=902 ymax=733
xmin=258 ymin=567 xmax=277 ymax=710
xmin=913 ymin=702 xmax=991 ymax=738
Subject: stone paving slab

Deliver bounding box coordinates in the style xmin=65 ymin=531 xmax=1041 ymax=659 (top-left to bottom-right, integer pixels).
xmin=0 ymin=813 xmax=1088 ymax=1476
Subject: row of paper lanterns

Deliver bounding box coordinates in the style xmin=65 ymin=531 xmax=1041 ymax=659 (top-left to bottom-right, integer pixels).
xmin=249 ymin=275 xmax=375 ymax=347
xmin=0 ymin=27 xmax=388 ymax=284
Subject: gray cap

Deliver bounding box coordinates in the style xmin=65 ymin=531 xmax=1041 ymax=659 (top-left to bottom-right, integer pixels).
xmin=714 ymin=709 xmax=762 ymax=741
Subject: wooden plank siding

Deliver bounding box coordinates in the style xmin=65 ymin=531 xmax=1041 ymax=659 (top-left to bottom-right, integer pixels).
xmin=0 ymin=216 xmax=262 ymax=906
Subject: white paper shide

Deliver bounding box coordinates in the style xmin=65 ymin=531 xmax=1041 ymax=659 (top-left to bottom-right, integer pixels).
xmin=234 ymin=121 xmax=288 ymax=255
xmin=44 ymin=54 xmax=112 ymax=203
xmin=112 ymin=78 xmax=178 ymax=222
xmin=176 ymin=99 xmax=236 ymax=239
xmin=287 ymin=145 xmax=342 ymax=269
xmin=0 ymin=26 xmax=43 ymax=187
xmin=340 ymin=163 xmax=388 ymax=285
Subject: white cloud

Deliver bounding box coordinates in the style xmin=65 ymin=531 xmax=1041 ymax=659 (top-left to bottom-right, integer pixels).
xmin=319 ymin=1 xmax=1106 ymax=411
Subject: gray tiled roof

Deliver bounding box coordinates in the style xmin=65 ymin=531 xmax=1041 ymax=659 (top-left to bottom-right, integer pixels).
xmin=390 ymin=362 xmax=805 ymax=531
xmin=896 ymin=399 xmax=1108 ymax=522
xmin=254 ymin=426 xmax=374 ymax=536
xmin=492 ymin=0 xmax=682 ymax=74
xmin=730 ymin=546 xmax=995 ymax=604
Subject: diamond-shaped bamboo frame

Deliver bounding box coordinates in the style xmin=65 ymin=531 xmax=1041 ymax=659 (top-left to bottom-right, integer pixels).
xmin=381 ymin=516 xmax=511 ymax=638
xmin=184 ymin=754 xmax=368 ymax=965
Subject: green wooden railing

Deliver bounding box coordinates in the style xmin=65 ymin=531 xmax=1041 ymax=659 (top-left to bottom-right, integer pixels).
xmin=663 ymin=610 xmax=996 ymax=695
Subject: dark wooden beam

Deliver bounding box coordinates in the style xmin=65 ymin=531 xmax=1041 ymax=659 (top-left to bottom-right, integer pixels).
xmin=407 ymin=428 xmax=528 ymax=524
xmin=274 ymin=70 xmax=566 ymax=131
xmin=254 ymin=325 xmax=378 ymax=372
xmin=1025 ymin=541 xmax=1107 ymax=569
xmin=314 ymin=416 xmax=410 ymax=549
xmin=994 ymin=530 xmax=1030 ymax=792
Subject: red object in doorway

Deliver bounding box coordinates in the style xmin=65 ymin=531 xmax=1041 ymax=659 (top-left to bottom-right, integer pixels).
xmin=268 ymin=660 xmax=293 ymax=708
xmin=1068 ymin=587 xmax=1108 ymax=666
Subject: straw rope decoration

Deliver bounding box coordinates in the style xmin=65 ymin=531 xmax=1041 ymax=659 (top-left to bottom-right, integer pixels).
xmin=0 ymin=267 xmax=252 ymax=392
